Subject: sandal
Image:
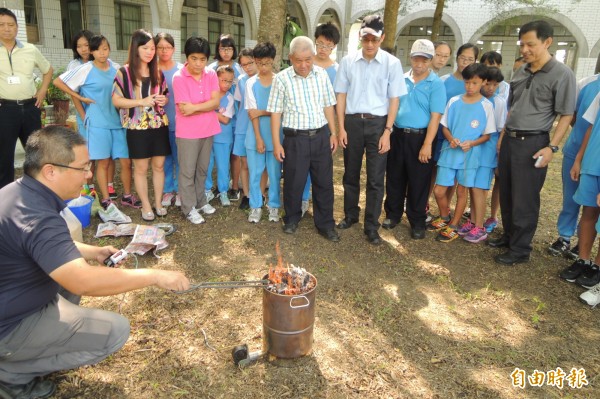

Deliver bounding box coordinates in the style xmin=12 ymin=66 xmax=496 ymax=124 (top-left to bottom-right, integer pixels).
xmin=154 ymin=207 xmax=167 ymax=217
xmin=141 ymin=210 xmax=155 ymax=221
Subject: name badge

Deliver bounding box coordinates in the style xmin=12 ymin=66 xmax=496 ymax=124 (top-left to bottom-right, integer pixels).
xmin=7 ymin=76 xmax=21 ymax=85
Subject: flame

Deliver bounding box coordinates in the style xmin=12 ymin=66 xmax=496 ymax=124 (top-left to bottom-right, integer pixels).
xmin=267 ymin=241 xmax=303 ymax=294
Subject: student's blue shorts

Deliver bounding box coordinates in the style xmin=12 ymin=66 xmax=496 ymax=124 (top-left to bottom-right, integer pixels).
xmin=436 ymin=166 xmax=476 ymax=188
xmin=232 ymin=134 xmax=247 ymax=156
xmin=473 ymin=166 xmax=494 ymax=190
xmin=573 ymin=173 xmax=600 ymax=207
xmin=83 ymin=126 xmax=129 ymax=160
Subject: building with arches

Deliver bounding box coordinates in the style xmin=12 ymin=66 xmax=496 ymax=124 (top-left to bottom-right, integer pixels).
xmin=4 ymin=0 xmax=599 ymax=79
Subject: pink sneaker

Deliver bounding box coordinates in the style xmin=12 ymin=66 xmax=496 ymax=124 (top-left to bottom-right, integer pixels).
xmin=457 ymin=220 xmax=475 ymax=236
xmin=464 ymin=226 xmax=488 ymax=243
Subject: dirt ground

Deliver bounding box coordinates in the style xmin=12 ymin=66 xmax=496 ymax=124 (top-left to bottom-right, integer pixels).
xmin=45 ymin=149 xmax=598 ymax=399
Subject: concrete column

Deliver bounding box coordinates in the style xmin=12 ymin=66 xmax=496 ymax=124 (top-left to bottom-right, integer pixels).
xmin=149 ymin=0 xmax=184 ymax=62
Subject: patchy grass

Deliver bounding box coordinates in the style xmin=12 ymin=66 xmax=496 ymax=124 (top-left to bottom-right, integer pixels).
xmin=44 ymin=147 xmax=599 ymax=399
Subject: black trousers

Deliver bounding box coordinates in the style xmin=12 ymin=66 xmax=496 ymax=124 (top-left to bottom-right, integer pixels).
xmin=498 ymin=134 xmax=549 ymax=256
xmin=342 ymin=115 xmax=387 ymax=232
xmin=282 ymin=126 xmax=335 ymax=230
xmin=0 ymin=102 xmax=41 ymax=189
xmin=384 ymin=128 xmax=434 ymax=230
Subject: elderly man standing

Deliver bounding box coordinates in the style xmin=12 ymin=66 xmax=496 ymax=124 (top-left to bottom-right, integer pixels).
xmin=0 ymin=7 xmax=53 ymax=189
xmin=488 ymin=20 xmax=576 ymax=265
xmin=269 ymin=36 xmax=339 ymax=241
xmin=0 ymin=127 xmax=189 ymax=398
xmin=335 ymin=15 xmax=407 ymax=245
xmin=382 ymin=39 xmax=446 ymax=239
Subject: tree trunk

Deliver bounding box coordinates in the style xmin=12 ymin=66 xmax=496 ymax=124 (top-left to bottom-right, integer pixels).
xmin=382 ymin=0 xmax=401 ymax=52
xmin=431 ymin=0 xmax=445 ymax=42
xmin=257 ymin=0 xmax=287 ymax=70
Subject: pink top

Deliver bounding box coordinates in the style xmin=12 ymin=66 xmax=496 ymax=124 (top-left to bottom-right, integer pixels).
xmin=172 ymin=65 xmax=220 ymax=139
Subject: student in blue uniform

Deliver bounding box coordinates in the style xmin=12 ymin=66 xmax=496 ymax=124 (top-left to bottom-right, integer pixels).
xmin=480 ymin=51 xmax=510 ymax=103
xmin=563 ymin=92 xmax=600 ymax=305
xmin=155 ymin=33 xmax=184 ymax=208
xmin=549 ymin=74 xmax=600 ymax=257
xmin=245 ymin=42 xmax=282 ymax=224
xmin=54 ymin=35 xmax=134 ymax=210
xmin=477 ymin=67 xmax=507 ymax=234
xmin=233 ymin=49 xmax=259 ymax=210
xmin=432 ymin=63 xmax=496 ymax=243
xmin=205 ymin=66 xmax=236 ymax=206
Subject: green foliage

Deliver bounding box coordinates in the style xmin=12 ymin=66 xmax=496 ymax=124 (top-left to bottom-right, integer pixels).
xmin=47 ymin=68 xmax=70 ymax=102
xmin=283 ymin=19 xmax=303 ymax=49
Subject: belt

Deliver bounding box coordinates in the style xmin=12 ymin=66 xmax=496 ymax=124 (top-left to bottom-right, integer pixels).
xmin=0 ymin=97 xmax=36 ymax=106
xmin=397 ymin=127 xmax=426 ymax=134
xmin=346 ymin=113 xmax=386 ymax=119
xmin=283 ymin=127 xmax=323 ymax=137
xmin=505 ymin=129 xmax=548 ymax=138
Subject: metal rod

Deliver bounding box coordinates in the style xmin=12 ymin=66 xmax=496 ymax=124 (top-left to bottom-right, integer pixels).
xmin=174 ymin=279 xmax=269 ymax=293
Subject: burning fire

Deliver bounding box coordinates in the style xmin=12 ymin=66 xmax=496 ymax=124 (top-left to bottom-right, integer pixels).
xmin=267 ymin=242 xmax=315 ymax=295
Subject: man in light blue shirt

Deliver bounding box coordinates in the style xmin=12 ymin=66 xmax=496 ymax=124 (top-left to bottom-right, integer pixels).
xmin=334 ymin=15 xmax=407 ymax=245
xmin=383 ymin=39 xmax=446 ymax=239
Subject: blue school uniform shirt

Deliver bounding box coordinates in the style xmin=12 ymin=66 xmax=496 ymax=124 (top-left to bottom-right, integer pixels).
xmin=161 ymin=62 xmax=183 ymax=132
xmin=394 ymin=70 xmax=446 ymax=129
xmin=245 ymin=75 xmax=282 ymax=151
xmin=325 ymin=64 xmax=338 ymax=85
xmin=581 ymin=92 xmax=600 ymax=176
xmin=436 ymin=74 xmax=467 ymax=141
xmin=439 ymin=95 xmax=496 ymax=170
xmin=234 ymin=74 xmax=251 ymax=137
xmin=478 ymin=94 xmax=507 ymax=168
xmin=214 ymin=92 xmax=235 ymax=144
xmin=563 ymin=75 xmax=600 ymax=159
xmin=59 ymin=61 xmax=122 ymax=129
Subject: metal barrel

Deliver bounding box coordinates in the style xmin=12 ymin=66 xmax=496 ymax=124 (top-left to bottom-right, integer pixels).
xmin=262 ymin=273 xmax=317 ymax=359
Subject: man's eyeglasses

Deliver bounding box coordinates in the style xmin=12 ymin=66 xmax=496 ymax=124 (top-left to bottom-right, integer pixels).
xmin=219 ymin=47 xmax=234 ymax=53
xmin=457 ymin=55 xmax=475 ymax=63
xmin=50 ymin=162 xmax=93 ymax=173
xmin=316 ymin=42 xmax=335 ymax=51
xmin=240 ymin=61 xmax=255 ymax=68
xmin=360 ymin=37 xmax=381 ymax=45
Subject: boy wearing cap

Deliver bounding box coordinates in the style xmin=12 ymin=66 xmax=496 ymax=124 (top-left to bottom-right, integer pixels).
xmin=382 ymin=39 xmax=446 ymax=239
xmin=334 ymin=14 xmax=407 ymax=245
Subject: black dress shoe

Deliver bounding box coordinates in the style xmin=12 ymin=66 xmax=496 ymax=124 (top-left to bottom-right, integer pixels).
xmin=282 ymin=223 xmax=298 ymax=234
xmin=382 ymin=218 xmax=399 ymax=230
xmin=364 ymin=230 xmax=382 ymax=245
xmin=494 ymin=251 xmax=530 ymax=265
xmin=0 ymin=378 xmax=56 ymax=399
xmin=318 ymin=228 xmax=340 ymax=242
xmin=336 ymin=217 xmax=358 ymax=229
xmin=487 ymin=236 xmax=509 ymax=248
xmin=411 ymin=228 xmax=426 ymax=239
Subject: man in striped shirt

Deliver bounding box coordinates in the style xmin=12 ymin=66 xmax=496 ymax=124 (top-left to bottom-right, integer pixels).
xmin=268 ymin=36 xmax=339 ymax=241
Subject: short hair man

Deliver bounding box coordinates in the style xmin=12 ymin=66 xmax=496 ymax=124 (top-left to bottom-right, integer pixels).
xmin=334 ymin=15 xmax=407 ymax=245
xmin=382 ymin=39 xmax=446 ymax=239
xmin=489 ymin=20 xmax=576 ymax=264
xmin=0 ymin=7 xmax=53 ymax=189
xmin=0 ymin=127 xmax=189 ymax=398
xmin=268 ymin=36 xmax=339 ymax=241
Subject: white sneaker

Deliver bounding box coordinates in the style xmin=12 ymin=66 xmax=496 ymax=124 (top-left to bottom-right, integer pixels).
xmin=301 ymin=200 xmax=309 ymax=217
xmin=187 ymin=207 xmax=205 ymax=224
xmin=268 ymin=207 xmax=279 ymax=222
xmin=220 ymin=192 xmax=231 ymax=207
xmin=161 ymin=192 xmax=175 ymax=206
xmin=174 ymin=194 xmax=181 ymax=207
xmin=199 ymin=203 xmax=216 ymax=214
xmin=580 ymin=283 xmax=600 ymax=308
xmin=248 ymin=208 xmax=262 ymax=223
xmin=205 ymin=190 xmax=215 ymax=203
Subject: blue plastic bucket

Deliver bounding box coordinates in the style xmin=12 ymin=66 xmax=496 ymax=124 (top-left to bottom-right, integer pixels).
xmin=66 ymin=195 xmax=94 ymax=228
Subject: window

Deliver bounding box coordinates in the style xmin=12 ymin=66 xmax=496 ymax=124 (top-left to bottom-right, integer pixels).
xmin=24 ymin=0 xmax=39 ymax=43
xmin=231 ymin=23 xmax=245 ymax=48
xmin=207 ymin=0 xmax=219 ymax=12
xmin=115 ymin=3 xmax=142 ymax=50
xmin=181 ymin=13 xmax=188 ymax=50
xmin=208 ymin=18 xmax=221 ymax=47
xmin=61 ymin=0 xmax=85 ymax=48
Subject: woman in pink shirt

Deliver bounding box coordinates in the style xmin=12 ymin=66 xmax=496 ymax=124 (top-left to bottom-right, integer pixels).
xmin=172 ymin=36 xmax=221 ymax=224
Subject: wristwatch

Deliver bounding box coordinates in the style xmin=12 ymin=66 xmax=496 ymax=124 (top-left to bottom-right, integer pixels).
xmin=549 ymin=145 xmax=559 ymax=153
xmin=384 ymin=126 xmax=393 ymax=133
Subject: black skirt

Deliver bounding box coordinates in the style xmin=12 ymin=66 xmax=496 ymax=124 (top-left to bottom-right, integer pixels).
xmin=126 ymin=126 xmax=171 ymax=159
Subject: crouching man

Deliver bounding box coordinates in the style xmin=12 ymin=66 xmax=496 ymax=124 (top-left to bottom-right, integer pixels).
xmin=0 ymin=126 xmax=189 ymax=398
